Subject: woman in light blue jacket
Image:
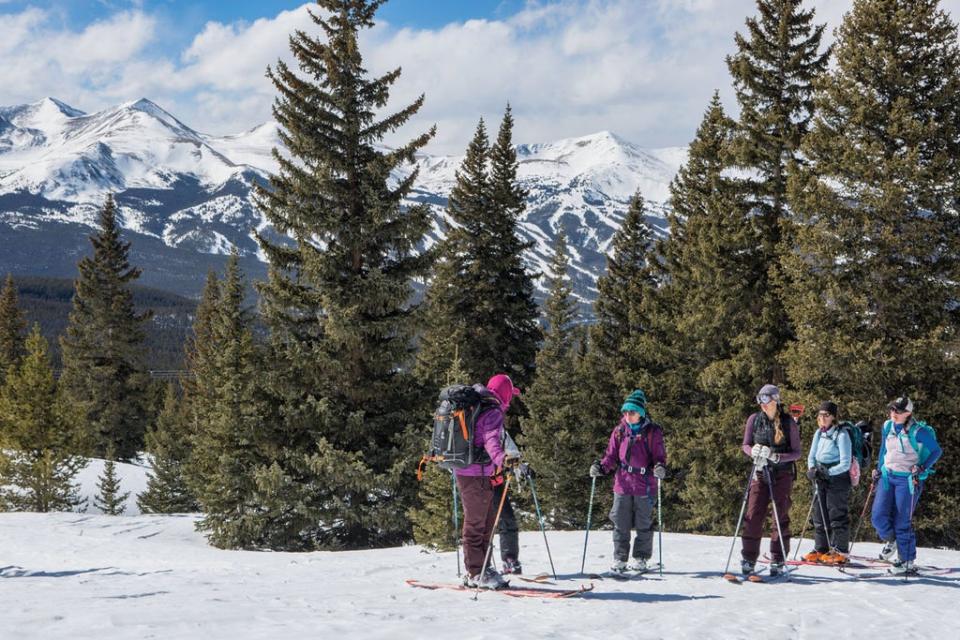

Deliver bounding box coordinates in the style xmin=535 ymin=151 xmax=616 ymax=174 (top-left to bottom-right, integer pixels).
xmin=803 ymin=401 xmax=852 ymax=564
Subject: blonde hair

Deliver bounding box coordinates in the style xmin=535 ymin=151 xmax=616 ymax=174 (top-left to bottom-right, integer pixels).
xmin=773 ymin=410 xmax=785 ymax=445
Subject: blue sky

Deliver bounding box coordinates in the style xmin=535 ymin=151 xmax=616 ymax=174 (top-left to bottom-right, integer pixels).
xmin=3 ymin=1 xmax=955 ymax=154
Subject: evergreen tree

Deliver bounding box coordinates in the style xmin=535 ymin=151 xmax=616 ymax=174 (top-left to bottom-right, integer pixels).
xmin=94 ymin=447 xmax=130 ymax=516
xmin=182 ymin=270 xmax=221 ymax=494
xmin=626 ymin=94 xmax=761 ymax=533
xmin=727 ymin=0 xmax=831 ymax=384
xmin=0 ymin=274 xmax=27 ymax=385
xmin=191 ymin=254 xmax=274 ymax=548
xmin=252 ymin=0 xmax=435 ymax=549
xmin=59 ymin=195 xmax=151 ymax=460
xmin=519 ymin=232 xmax=588 ymax=525
xmin=417 ymin=107 xmax=540 ymax=393
xmin=138 ymin=382 xmax=198 ymax=514
xmin=486 ymin=105 xmax=541 ymax=386
xmin=409 ymin=351 xmax=469 ymax=550
xmin=414 ymin=120 xmax=490 ymax=391
xmin=784 ymin=0 xmax=960 ymax=547
xmin=0 ymin=326 xmax=85 ymax=512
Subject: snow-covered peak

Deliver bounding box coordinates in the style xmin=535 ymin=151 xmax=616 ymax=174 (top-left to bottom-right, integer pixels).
xmin=204 ymin=122 xmax=283 ymax=174
xmin=0 ymin=97 xmax=86 ymax=130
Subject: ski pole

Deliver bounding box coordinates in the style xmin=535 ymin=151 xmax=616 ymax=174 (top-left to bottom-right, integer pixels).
xmin=848 ymin=479 xmax=876 ymax=554
xmin=723 ymin=462 xmax=758 ymax=576
xmin=813 ymin=477 xmax=834 ymax=552
xmin=474 ymin=474 xmax=512 ymax=599
xmin=909 ymin=473 xmax=922 ymax=521
xmin=451 ymin=471 xmax=461 ymax=577
xmin=791 ymin=490 xmax=817 ymax=561
xmin=765 ymin=466 xmax=790 ymax=566
xmin=581 ymin=476 xmax=597 ymax=574
xmin=657 ymin=475 xmax=663 ymax=577
xmin=527 ymin=475 xmax=557 ymax=580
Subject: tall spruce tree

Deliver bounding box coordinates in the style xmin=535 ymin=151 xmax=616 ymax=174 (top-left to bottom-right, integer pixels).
xmin=0 ymin=274 xmax=27 ymax=385
xmin=784 ymin=0 xmax=960 ymax=547
xmin=417 ymin=108 xmax=540 ymax=393
xmin=191 ymin=255 xmax=276 ymax=548
xmin=253 ymin=0 xmax=436 ymax=549
xmin=519 ymin=232 xmax=588 ymax=525
xmin=139 ymin=382 xmax=198 ymax=514
xmin=727 ymin=0 xmax=831 ymax=384
xmin=0 ymin=326 xmax=85 ymax=512
xmin=59 ymin=195 xmax=151 ymax=460
xmin=626 ymin=94 xmax=761 ymax=533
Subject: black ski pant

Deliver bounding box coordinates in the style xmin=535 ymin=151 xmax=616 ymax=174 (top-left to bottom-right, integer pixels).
xmin=812 ymin=472 xmax=852 ymax=553
xmin=494 ymin=482 xmax=519 ymax=563
xmin=609 ymin=493 xmax=654 ymax=562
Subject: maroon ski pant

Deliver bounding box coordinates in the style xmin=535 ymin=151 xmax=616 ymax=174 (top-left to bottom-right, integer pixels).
xmin=457 ymin=475 xmax=499 ymax=577
xmin=741 ymin=467 xmax=793 ymax=563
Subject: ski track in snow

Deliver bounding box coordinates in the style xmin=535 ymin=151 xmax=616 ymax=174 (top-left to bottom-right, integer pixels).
xmin=2 ymin=508 xmax=956 ymax=639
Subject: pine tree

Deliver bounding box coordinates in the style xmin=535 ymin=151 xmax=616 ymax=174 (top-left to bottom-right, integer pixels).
xmin=191 ymin=254 xmax=274 ymax=548
xmin=417 ymin=107 xmax=540 ymax=393
xmin=59 ymin=195 xmax=151 ymax=460
xmin=519 ymin=232 xmax=589 ymax=525
xmin=414 ymin=119 xmax=490 ymax=391
xmin=486 ymin=105 xmax=541 ymax=386
xmin=409 ymin=351 xmax=469 ymax=550
xmin=727 ymin=0 xmax=831 ymax=384
xmin=784 ymin=0 xmax=960 ymax=547
xmin=0 ymin=326 xmax=85 ymax=512
xmin=138 ymin=382 xmax=198 ymax=514
xmin=0 ymin=274 xmax=27 ymax=385
xmin=625 ymin=94 xmax=762 ymax=533
xmin=252 ymin=0 xmax=435 ymax=549
xmin=95 ymin=447 xmax=130 ymax=516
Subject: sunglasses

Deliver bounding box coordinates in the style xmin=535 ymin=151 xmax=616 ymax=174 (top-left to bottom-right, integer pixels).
xmin=890 ymin=408 xmax=910 ymax=415
xmin=756 ymin=394 xmax=778 ymax=404
xmin=817 ymin=412 xmax=833 ymax=418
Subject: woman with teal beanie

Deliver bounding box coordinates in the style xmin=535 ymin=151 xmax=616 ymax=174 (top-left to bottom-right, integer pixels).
xmin=589 ymin=389 xmax=667 ymax=573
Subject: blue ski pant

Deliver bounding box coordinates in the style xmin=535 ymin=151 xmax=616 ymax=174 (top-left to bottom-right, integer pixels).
xmin=871 ymin=474 xmax=923 ymax=562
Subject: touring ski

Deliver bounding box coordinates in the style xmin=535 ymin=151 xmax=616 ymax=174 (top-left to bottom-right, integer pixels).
xmin=405 ymin=579 xmax=593 ymax=598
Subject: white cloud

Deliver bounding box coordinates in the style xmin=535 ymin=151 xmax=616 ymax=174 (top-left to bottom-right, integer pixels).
xmin=4 ymin=1 xmax=960 ymax=153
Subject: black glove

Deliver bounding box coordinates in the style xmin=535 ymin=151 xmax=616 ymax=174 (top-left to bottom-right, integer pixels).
xmin=653 ymin=463 xmax=668 ymax=480
xmin=816 ymin=464 xmax=830 ymax=481
xmin=589 ymin=460 xmax=604 ymax=478
xmin=806 ymin=467 xmax=818 ymax=482
xmin=871 ymin=468 xmax=881 ymax=483
xmin=502 ymin=454 xmax=521 ymax=469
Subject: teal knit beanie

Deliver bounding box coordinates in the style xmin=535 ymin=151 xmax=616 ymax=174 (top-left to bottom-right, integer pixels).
xmin=621 ymin=389 xmax=647 ymax=415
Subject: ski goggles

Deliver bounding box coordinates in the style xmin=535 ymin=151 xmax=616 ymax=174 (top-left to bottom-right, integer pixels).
xmin=756 ymin=393 xmax=779 ymax=405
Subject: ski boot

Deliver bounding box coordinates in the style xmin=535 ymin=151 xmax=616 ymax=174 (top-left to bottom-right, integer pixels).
xmin=802 ymin=550 xmax=824 ymax=563
xmin=740 ymin=559 xmax=756 ymax=575
xmin=769 ymin=561 xmax=785 ymax=577
xmin=889 ymin=560 xmax=916 ymax=575
xmin=628 ymin=558 xmax=648 ymax=573
xmin=609 ymin=559 xmax=628 ymax=574
xmin=879 ymin=540 xmax=898 ymax=562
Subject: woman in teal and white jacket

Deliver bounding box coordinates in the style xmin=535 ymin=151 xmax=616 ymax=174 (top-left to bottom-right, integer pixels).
xmin=803 ymin=401 xmax=852 ymax=564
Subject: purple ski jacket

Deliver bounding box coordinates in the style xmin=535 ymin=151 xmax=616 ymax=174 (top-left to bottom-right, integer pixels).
xmin=599 ymin=417 xmax=667 ymax=496
xmin=454 ymin=389 xmax=507 ymax=478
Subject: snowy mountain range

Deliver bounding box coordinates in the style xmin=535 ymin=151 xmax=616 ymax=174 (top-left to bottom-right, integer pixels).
xmin=0 ymin=97 xmax=686 ymax=302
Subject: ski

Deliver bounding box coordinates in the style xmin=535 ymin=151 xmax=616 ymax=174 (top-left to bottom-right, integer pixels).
xmin=847 ymin=555 xmax=952 ymax=574
xmin=405 ymin=579 xmax=594 ymax=599
xmin=724 ymin=566 xmax=795 ymax=583
xmin=761 ymin=555 xmax=874 ymax=570
xmin=517 ymin=574 xmax=555 ymax=585
xmin=601 ymin=563 xmax=664 ymax=580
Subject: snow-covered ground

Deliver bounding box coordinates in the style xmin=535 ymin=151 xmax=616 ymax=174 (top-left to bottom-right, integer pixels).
xmin=2 ymin=501 xmax=957 ymax=639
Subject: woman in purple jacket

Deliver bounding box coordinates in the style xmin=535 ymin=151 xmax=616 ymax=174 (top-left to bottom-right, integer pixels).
xmin=455 ymin=373 xmax=520 ymax=589
xmin=739 ymin=384 xmax=801 ymax=576
xmin=589 ymin=389 xmax=667 ymax=574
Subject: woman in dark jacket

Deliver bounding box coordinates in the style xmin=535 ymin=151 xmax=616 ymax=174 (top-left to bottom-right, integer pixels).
xmin=739 ymin=384 xmax=801 ymax=576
